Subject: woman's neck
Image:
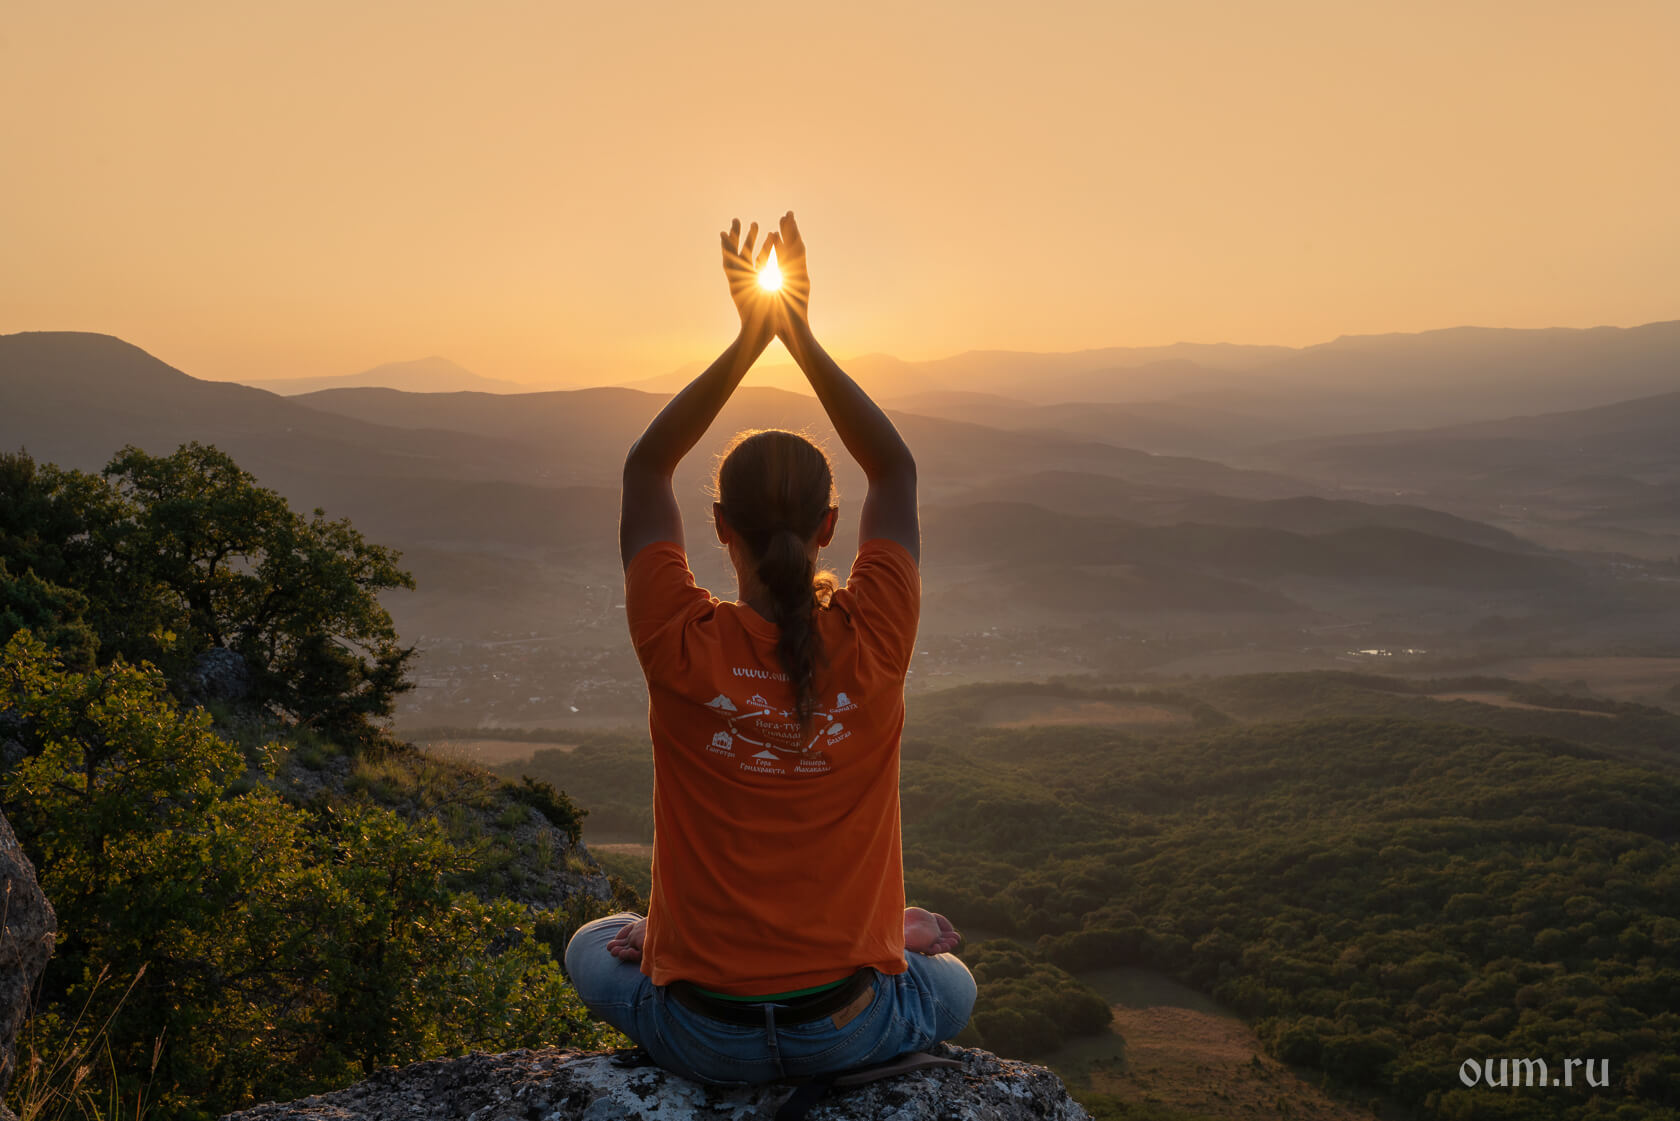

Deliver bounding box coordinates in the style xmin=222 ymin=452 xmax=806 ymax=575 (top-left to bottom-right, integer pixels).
xmin=735 ymin=584 xmax=777 ymax=624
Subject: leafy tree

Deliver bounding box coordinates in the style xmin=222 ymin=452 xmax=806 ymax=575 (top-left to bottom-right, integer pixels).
xmin=961 ymin=940 xmax=1113 ymax=1055
xmin=0 ymin=444 xmax=416 ymax=746
xmin=0 ymin=632 xmax=607 ymax=1118
xmin=0 ymin=559 xmax=95 ymax=669
xmin=0 ymin=449 xmax=164 ymax=661
xmin=103 ymin=444 xmax=415 ymax=744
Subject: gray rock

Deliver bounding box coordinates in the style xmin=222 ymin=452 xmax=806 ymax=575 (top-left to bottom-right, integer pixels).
xmin=1 ymin=810 xmax=57 ymax=1107
xmin=273 ymin=751 xmax=613 ymax=914
xmin=0 ymin=709 xmax=24 ymax=771
xmin=189 ymin=647 xmax=253 ymax=706
xmin=219 ymin=1044 xmax=1091 ymax=1121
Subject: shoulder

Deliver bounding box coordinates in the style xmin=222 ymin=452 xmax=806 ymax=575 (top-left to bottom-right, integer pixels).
xmin=839 ymin=537 xmax=920 ymax=595
xmin=625 ymin=538 xmax=687 ymax=577
xmin=625 ymin=540 xmax=714 ymax=601
xmin=852 ymin=536 xmax=919 ymax=573
xmin=828 ymin=538 xmax=920 ymax=675
xmin=624 ymin=541 xmax=717 ymax=663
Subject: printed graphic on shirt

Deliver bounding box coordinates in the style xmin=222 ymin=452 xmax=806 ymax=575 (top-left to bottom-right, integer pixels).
xmin=701 ymin=671 xmax=860 ymax=778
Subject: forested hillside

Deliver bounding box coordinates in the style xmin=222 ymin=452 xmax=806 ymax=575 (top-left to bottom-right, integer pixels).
xmin=512 ymin=680 xmax=1680 ymax=1119
xmin=0 ymin=444 xmax=628 ymax=1120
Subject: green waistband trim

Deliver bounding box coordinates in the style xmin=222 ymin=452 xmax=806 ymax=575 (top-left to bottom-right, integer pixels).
xmin=693 ymin=975 xmax=852 ymax=1002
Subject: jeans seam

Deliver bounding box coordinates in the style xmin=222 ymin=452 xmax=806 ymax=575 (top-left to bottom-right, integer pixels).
xmin=798 ymin=990 xmax=891 ymax=1064
xmin=914 ymin=955 xmax=973 ymax=1042
xmin=675 ymin=1020 xmax=769 ymax=1069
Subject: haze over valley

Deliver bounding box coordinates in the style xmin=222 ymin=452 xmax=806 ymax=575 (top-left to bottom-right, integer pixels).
xmin=6 ymin=322 xmax=1677 ymax=735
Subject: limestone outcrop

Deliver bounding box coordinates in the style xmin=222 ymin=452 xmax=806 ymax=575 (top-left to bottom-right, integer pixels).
xmin=1 ymin=810 xmax=58 ymax=1121
xmin=220 ymin=1044 xmax=1091 ymax=1121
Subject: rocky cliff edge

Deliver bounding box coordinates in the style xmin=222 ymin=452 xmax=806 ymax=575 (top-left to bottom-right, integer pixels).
xmin=220 ymin=1043 xmax=1092 ymax=1121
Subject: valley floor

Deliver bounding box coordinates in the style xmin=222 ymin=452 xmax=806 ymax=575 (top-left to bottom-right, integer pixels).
xmin=1048 ymin=967 xmax=1384 ymax=1121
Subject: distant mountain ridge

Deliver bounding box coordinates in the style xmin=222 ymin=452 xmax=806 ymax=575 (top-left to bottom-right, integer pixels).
xmin=2 ymin=328 xmax=1645 ymax=660
xmin=245 ymin=356 xmax=530 ymax=396
xmin=1257 ymin=387 xmax=1680 ymax=489
xmin=624 ymin=320 xmax=1678 ymax=411
xmin=923 ymin=500 xmax=1576 ymax=595
xmin=955 ymin=470 xmax=1535 ymax=552
xmin=0 ymin=332 xmax=541 ymax=487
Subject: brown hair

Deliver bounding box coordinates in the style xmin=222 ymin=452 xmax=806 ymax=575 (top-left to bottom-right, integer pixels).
xmin=713 ymin=429 xmax=839 ymax=743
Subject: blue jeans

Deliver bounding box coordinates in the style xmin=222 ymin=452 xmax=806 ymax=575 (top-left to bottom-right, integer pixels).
xmin=564 ymin=912 xmax=978 ymax=1087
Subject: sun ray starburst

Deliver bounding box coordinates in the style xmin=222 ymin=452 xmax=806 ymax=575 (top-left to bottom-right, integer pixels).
xmin=757 ymin=248 xmax=782 ymax=292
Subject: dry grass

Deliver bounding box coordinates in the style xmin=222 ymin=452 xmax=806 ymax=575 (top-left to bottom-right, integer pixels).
xmin=419 ymin=739 xmax=579 ymax=767
xmin=589 ymin=842 xmax=654 ymax=859
xmin=10 ymin=965 xmax=161 ymax=1121
xmin=1047 ymin=968 xmax=1380 ymax=1121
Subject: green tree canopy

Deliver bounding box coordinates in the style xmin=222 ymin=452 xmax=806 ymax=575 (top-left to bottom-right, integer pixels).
xmin=1 ymin=631 xmax=605 ymax=1117
xmin=0 ymin=443 xmax=415 ymax=745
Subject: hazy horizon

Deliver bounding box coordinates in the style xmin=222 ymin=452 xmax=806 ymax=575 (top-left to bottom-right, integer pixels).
xmin=9 ymin=314 xmax=1672 ymax=397
xmin=6 ymin=1 xmax=1677 ymax=386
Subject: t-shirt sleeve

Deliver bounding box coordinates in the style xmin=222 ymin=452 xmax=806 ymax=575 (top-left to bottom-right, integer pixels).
xmin=837 ymin=537 xmax=921 ymax=677
xmin=624 ymin=540 xmax=714 ymax=679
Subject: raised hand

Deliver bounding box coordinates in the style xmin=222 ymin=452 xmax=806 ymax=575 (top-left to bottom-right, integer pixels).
xmin=768 ymin=210 xmax=810 ymax=338
xmin=722 ymin=218 xmax=777 ymax=349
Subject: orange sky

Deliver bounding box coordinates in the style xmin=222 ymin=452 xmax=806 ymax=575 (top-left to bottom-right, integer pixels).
xmin=4 ymin=1 xmax=1676 ymax=387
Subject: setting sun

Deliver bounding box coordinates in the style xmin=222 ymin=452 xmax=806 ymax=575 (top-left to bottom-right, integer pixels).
xmin=757 ymin=248 xmax=782 ymax=293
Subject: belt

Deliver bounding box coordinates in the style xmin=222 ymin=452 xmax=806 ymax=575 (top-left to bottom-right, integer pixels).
xmin=667 ymin=968 xmax=877 ymax=1027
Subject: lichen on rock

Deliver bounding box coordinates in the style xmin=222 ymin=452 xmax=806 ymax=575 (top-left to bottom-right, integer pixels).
xmin=1 ymin=809 xmax=58 ymax=1121
xmin=219 ymin=1043 xmax=1091 ymax=1121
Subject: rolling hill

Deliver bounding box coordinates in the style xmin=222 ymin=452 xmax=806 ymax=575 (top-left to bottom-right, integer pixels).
xmin=292 ymin=382 xmax=1317 ymax=501
xmin=0 ymin=332 xmax=538 ymax=487
xmin=8 ymin=328 xmax=1661 ymax=730
xmin=623 ymin=321 xmax=1680 ymax=438
xmin=1258 ymin=387 xmax=1680 ymax=489
xmin=244 ymin=356 xmax=531 ymax=395
xmin=921 ymin=501 xmax=1577 ymax=595
xmin=954 ymin=470 xmax=1535 ymax=551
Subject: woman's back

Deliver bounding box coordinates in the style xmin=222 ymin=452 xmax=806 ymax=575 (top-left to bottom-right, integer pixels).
xmin=567 ymin=212 xmax=971 ymax=1089
xmin=624 ymin=534 xmax=920 ymax=994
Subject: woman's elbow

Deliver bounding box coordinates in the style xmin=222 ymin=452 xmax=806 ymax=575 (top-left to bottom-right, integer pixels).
xmin=623 ymin=440 xmax=664 ymax=479
xmin=875 ymin=447 xmax=916 ymax=485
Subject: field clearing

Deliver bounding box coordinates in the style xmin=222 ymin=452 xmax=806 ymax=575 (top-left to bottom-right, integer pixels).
xmin=1430 ymin=692 xmax=1613 ymax=718
xmin=589 ymin=842 xmax=654 ymax=860
xmin=1049 ymin=967 xmax=1376 ymax=1121
xmin=589 ymin=843 xmax=654 ymax=901
xmin=980 ymin=697 xmax=1189 ymax=729
xmin=1474 ymin=656 xmax=1680 ymax=704
xmin=419 ymin=739 xmax=578 ymax=766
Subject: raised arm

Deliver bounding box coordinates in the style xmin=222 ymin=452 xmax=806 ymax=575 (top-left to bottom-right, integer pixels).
xmin=619 ymin=220 xmax=776 ymax=568
xmin=769 ymin=212 xmax=920 ymax=563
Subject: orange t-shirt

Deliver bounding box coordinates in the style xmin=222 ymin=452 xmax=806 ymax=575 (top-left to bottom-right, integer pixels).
xmin=623 ymin=535 xmax=920 ymax=994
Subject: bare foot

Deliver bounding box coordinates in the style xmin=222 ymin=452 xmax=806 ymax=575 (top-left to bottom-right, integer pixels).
xmin=904 ymin=906 xmax=962 ymax=955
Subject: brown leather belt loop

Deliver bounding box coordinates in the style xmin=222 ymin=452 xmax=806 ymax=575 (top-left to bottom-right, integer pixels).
xmin=668 ymin=968 xmax=877 ymax=1027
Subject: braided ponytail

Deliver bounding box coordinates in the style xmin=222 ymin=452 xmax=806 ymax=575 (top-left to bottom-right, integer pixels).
xmin=714 ymin=429 xmax=838 ymax=744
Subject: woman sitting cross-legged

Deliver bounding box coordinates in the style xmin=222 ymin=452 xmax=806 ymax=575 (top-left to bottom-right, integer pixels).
xmin=564 ymin=211 xmax=976 ymax=1087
